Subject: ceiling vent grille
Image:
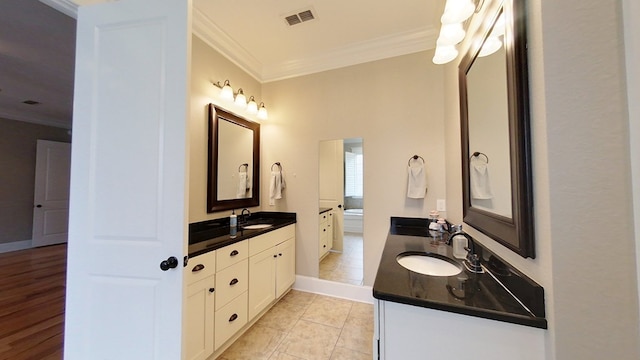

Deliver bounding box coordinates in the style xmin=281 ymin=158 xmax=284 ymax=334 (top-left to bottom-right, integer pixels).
xmin=284 ymin=9 xmax=316 ymax=26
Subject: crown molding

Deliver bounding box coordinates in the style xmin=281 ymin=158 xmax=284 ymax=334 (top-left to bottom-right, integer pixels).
xmin=192 ymin=8 xmax=263 ymax=82
xmin=39 ymin=0 xmax=79 ymax=18
xmin=261 ymin=27 xmax=439 ymax=82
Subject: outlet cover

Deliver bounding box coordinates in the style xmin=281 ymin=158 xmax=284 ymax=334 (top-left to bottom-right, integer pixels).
xmin=437 ymin=199 xmax=446 ymax=212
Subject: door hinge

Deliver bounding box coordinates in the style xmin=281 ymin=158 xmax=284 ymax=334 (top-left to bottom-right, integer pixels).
xmin=183 ymin=255 xmax=189 ymax=267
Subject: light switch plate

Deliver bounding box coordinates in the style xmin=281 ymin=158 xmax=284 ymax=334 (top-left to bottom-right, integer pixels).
xmin=436 ymin=199 xmax=446 ymax=212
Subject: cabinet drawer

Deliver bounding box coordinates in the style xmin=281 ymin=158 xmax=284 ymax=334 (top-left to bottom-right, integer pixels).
xmin=214 ymin=292 xmax=248 ymax=350
xmin=215 ymin=259 xmax=248 ymax=310
xmin=249 ymin=225 xmax=295 ymax=256
xmin=185 ymin=250 xmax=216 ymax=285
xmin=216 ymin=240 xmax=248 ymax=271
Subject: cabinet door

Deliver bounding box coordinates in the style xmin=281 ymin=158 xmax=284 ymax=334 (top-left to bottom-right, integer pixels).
xmin=184 ymin=275 xmax=215 ymax=360
xmin=276 ymin=238 xmax=296 ymax=298
xmin=248 ymin=248 xmax=276 ymax=319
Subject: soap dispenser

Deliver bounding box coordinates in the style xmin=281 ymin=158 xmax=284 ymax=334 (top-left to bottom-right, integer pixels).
xmin=230 ymin=210 xmax=237 ymax=228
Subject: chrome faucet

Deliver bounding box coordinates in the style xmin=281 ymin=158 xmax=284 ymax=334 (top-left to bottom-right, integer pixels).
xmin=240 ymin=208 xmax=251 ymax=223
xmin=447 ymin=225 xmax=483 ymax=273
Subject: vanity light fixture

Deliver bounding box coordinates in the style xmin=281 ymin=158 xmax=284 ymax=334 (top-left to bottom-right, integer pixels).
xmin=433 ymin=44 xmax=459 ymax=64
xmin=212 ymin=80 xmax=268 ymax=120
xmin=247 ymin=96 xmax=258 ymax=114
xmin=257 ymin=102 xmax=268 ymax=120
xmin=478 ymin=35 xmax=503 ymax=57
xmin=437 ymin=22 xmax=466 ymax=46
xmin=441 ymin=0 xmax=475 ymax=24
xmin=433 ymin=0 xmax=485 ymax=64
xmin=234 ymin=88 xmax=247 ymax=107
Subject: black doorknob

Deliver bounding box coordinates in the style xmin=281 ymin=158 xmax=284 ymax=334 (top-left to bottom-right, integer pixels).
xmin=160 ymin=256 xmax=179 ymax=271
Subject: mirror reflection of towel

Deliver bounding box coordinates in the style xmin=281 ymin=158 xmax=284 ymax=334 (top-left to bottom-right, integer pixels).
xmin=471 ymin=162 xmax=493 ymax=199
xmin=236 ymin=172 xmax=249 ymax=198
xmin=269 ymin=171 xmax=286 ymax=205
xmin=407 ymin=163 xmax=427 ymax=199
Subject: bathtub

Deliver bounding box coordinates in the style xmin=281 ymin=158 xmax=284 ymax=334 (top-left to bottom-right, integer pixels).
xmin=344 ymin=208 xmax=363 ymax=233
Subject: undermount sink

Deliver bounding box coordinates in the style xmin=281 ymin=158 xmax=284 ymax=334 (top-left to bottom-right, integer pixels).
xmin=396 ymin=253 xmax=462 ymax=277
xmin=242 ymin=224 xmax=273 ymax=230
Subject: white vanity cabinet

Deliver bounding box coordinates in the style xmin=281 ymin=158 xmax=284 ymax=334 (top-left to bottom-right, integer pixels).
xmin=184 ymin=250 xmax=216 ymax=360
xmin=214 ymin=240 xmax=249 ymax=350
xmin=375 ymin=299 xmax=546 ymax=360
xmin=319 ymin=212 xmax=330 ymax=259
xmin=248 ymin=225 xmax=296 ymax=319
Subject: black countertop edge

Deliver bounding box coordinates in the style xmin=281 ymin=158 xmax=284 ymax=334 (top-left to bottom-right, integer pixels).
xmin=374 ymin=216 xmax=547 ymax=330
xmin=188 ymin=212 xmax=296 ymax=257
xmin=373 ymin=289 xmax=547 ymax=329
xmin=319 ymin=207 xmax=333 ymax=214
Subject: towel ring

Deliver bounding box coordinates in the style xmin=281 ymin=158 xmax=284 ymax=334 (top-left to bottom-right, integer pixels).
xmin=407 ymin=155 xmax=425 ymax=166
xmin=470 ymin=152 xmax=489 ymax=163
xmin=271 ymin=162 xmax=282 ymax=171
xmin=238 ymin=163 xmax=249 ymax=172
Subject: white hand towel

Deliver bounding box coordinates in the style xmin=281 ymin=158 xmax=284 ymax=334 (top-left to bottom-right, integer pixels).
xmin=407 ymin=163 xmax=427 ymax=199
xmin=470 ymin=162 xmax=493 ymax=199
xmin=236 ymin=172 xmax=248 ymax=198
xmin=269 ymin=170 xmax=286 ymax=205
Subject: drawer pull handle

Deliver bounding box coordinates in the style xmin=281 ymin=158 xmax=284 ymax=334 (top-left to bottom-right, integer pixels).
xmin=208 ymin=288 xmax=215 ymax=293
xmin=229 ymin=313 xmax=238 ymax=322
xmin=192 ymin=264 xmax=205 ymax=272
xmin=278 ymin=253 xmax=282 ymax=256
xmin=273 ymin=255 xmax=278 ymax=258
xmin=230 ymin=250 xmax=239 ymax=257
xmin=229 ymin=278 xmax=239 ymax=286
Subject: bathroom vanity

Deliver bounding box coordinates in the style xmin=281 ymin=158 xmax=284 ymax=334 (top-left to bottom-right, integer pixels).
xmin=373 ymin=217 xmax=547 ymax=360
xmin=184 ymin=212 xmax=296 ymax=360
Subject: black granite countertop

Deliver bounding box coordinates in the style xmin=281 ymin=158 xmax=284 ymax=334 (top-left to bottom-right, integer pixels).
xmin=373 ymin=217 xmax=547 ymax=329
xmin=188 ymin=212 xmax=296 ymax=257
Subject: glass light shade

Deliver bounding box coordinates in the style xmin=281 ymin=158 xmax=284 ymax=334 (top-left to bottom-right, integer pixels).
xmin=432 ymin=45 xmax=459 ymax=64
xmin=437 ymin=23 xmax=466 ymax=46
xmin=257 ymin=103 xmax=268 ymax=120
xmin=247 ymin=96 xmax=258 ymax=114
xmin=478 ymin=36 xmax=502 ymax=57
xmin=441 ymin=0 xmax=475 ymax=24
xmin=234 ymin=88 xmax=247 ymax=106
xmin=220 ymin=81 xmax=234 ymax=101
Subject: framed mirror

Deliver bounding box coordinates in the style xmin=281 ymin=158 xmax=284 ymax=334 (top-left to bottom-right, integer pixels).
xmin=207 ymin=104 xmax=260 ymax=212
xmin=459 ymin=0 xmax=535 ymax=258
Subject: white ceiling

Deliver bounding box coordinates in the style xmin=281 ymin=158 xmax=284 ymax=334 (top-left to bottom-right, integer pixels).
xmin=1 ymin=0 xmax=443 ymax=129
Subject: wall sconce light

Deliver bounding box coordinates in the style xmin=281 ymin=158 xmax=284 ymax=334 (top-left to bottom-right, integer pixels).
xmin=441 ymin=0 xmax=475 ymax=24
xmin=433 ymin=0 xmax=485 ymax=64
xmin=247 ymin=96 xmax=258 ymax=114
xmin=234 ymin=88 xmax=247 ymax=107
xmin=212 ymin=80 xmax=268 ymax=120
xmin=257 ymin=102 xmax=268 ymax=120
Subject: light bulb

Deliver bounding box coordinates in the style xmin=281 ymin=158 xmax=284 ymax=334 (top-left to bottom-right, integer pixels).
xmin=432 ymin=45 xmax=459 ymax=64
xmin=219 ymin=80 xmax=234 ymax=101
xmin=437 ymin=23 xmax=466 ymax=46
xmin=478 ymin=36 xmax=502 ymax=57
xmin=441 ymin=0 xmax=475 ymax=24
xmin=234 ymin=88 xmax=246 ymax=107
xmin=257 ymin=103 xmax=268 ymax=120
xmin=247 ymin=96 xmax=258 ymax=114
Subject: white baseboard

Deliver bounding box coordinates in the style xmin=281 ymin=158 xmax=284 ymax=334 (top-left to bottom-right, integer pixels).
xmin=0 ymin=239 xmax=32 ymax=254
xmin=293 ymin=275 xmax=374 ymax=304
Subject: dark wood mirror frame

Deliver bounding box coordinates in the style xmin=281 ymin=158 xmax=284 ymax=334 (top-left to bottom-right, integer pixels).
xmin=459 ymin=0 xmax=535 ymax=258
xmin=207 ymin=104 xmax=260 ymax=213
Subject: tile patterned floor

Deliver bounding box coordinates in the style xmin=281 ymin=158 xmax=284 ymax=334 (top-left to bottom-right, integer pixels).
xmin=219 ymin=290 xmax=374 ymax=360
xmin=319 ymin=233 xmax=364 ymax=285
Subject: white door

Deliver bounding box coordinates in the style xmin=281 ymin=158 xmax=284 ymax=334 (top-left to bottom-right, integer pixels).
xmin=64 ymin=0 xmax=191 ymax=359
xmin=32 ymin=140 xmax=71 ymax=247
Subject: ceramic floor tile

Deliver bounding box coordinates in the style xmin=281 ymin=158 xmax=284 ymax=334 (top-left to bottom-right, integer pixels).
xmin=219 ymin=323 xmax=286 ymax=360
xmin=301 ymin=295 xmax=353 ymax=328
xmin=349 ymin=302 xmax=374 ymax=321
xmin=279 ymin=290 xmax=317 ymax=308
xmin=329 ymin=346 xmax=371 ymax=360
xmin=257 ymin=299 xmax=307 ymax=332
xmin=268 ymin=351 xmax=306 ymax=360
xmin=335 ymin=315 xmax=374 ymax=355
xmin=276 ymin=319 xmax=342 ymax=360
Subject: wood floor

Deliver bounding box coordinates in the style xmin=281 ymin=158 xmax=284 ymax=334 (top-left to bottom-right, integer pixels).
xmin=0 ymin=244 xmax=66 ymax=360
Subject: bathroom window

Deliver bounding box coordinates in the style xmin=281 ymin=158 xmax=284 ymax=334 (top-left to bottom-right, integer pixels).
xmin=344 ymin=149 xmax=363 ymax=197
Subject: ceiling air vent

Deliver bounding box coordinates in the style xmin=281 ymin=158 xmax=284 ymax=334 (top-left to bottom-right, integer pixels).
xmin=284 ymin=9 xmax=316 ymax=26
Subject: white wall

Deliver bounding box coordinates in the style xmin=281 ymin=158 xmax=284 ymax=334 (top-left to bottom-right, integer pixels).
xmin=260 ymin=53 xmax=446 ymax=284
xmin=445 ymin=0 xmax=639 ymax=359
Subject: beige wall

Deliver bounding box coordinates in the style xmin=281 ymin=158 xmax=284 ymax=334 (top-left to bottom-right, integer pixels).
xmin=445 ymin=0 xmax=639 ymax=359
xmin=189 ymin=36 xmax=263 ymax=223
xmin=0 ymin=117 xmax=71 ymax=244
xmin=260 ymin=54 xmax=446 ymax=283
